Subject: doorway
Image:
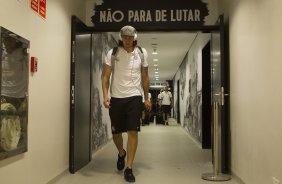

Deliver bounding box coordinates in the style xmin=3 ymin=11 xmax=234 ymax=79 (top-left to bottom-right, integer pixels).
xmin=69 ymin=15 xmax=229 ymax=174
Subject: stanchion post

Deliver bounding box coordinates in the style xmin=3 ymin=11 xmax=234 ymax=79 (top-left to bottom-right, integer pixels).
xmin=201 ymin=101 xmax=231 ymax=181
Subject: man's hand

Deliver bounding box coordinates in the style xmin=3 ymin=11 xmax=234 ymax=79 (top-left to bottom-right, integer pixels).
xmin=144 ymin=99 xmax=151 ymax=112
xmin=103 ymin=96 xmax=111 ymax=108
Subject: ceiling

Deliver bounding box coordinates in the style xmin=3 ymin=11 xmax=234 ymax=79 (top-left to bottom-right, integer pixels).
xmin=138 ymin=32 xmax=198 ymax=86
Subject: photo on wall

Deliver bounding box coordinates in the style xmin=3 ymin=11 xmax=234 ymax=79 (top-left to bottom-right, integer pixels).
xmin=0 ymin=27 xmax=29 ymax=160
xmin=179 ymin=53 xmax=187 ymax=100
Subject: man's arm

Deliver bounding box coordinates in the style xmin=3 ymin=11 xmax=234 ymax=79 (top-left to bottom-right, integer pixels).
xmin=170 ymin=97 xmax=174 ymax=107
xmin=102 ymin=64 xmax=112 ymax=108
xmin=141 ymin=66 xmax=151 ymax=111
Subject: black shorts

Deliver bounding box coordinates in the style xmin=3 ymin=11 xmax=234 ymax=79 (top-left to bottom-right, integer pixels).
xmin=109 ymin=96 xmax=142 ymax=134
xmin=162 ymin=105 xmax=171 ymax=114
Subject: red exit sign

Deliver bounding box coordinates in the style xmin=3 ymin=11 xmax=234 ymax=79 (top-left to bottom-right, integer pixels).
xmin=31 ymin=0 xmax=46 ymax=19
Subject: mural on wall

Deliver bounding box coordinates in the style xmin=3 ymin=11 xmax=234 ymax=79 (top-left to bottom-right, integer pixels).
xmin=176 ymin=34 xmax=209 ymax=143
xmin=172 ymin=77 xmax=179 ymax=122
xmin=91 ymin=32 xmax=117 ymax=152
xmin=196 ymin=90 xmax=202 ymax=141
xmin=91 ymin=87 xmax=107 ymax=150
xmin=0 ymin=27 xmax=29 ymax=160
xmin=179 ymin=54 xmax=187 ymax=100
xmin=189 ymin=54 xmax=201 ymax=141
xmin=92 ymin=33 xmax=104 ymax=72
xmin=182 ymin=53 xmax=201 ymax=142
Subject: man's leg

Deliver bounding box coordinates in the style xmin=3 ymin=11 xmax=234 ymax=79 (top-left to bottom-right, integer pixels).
xmin=113 ymin=133 xmax=125 ymax=155
xmin=162 ymin=106 xmax=166 ymax=124
xmin=165 ymin=112 xmax=169 ymax=125
xmin=113 ymin=133 xmax=126 ymax=171
xmin=126 ymin=130 xmax=138 ymax=168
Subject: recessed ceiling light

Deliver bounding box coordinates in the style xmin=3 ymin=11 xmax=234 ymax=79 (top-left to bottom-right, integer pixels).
xmin=152 ymin=49 xmax=158 ymax=55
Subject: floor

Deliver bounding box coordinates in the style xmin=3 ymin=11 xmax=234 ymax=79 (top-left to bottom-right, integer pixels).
xmin=49 ymin=119 xmax=241 ymax=184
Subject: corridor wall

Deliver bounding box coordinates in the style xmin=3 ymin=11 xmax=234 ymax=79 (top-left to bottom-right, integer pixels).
xmin=0 ymin=1 xmax=86 ymax=184
xmin=218 ymin=0 xmax=282 ymax=183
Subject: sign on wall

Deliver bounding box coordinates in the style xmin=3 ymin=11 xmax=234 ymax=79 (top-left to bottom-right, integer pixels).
xmin=30 ymin=0 xmax=38 ymax=12
xmin=30 ymin=0 xmax=46 ymax=19
xmin=91 ymin=0 xmax=209 ymax=31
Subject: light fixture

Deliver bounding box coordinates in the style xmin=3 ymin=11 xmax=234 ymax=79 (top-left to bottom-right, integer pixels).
xmin=153 ymin=59 xmax=158 ymax=62
xmin=152 ymin=49 xmax=158 ymax=55
xmin=153 ymin=64 xmax=158 ymax=66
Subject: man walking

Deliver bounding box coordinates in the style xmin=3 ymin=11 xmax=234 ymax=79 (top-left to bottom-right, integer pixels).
xmin=160 ymin=86 xmax=173 ymax=125
xmin=102 ymin=25 xmax=151 ymax=182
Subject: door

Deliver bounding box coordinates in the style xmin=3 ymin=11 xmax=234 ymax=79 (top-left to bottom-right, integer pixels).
xmin=69 ymin=16 xmax=92 ymax=173
xmin=210 ymin=15 xmax=229 ymax=174
xmin=177 ymin=80 xmax=180 ymax=123
xmin=202 ymin=41 xmax=211 ymax=149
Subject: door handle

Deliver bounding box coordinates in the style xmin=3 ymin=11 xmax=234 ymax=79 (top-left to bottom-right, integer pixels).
xmin=220 ymin=87 xmax=229 ymax=106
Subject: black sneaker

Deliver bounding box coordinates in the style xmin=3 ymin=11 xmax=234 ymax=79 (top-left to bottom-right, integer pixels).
xmin=117 ymin=149 xmax=126 ymax=171
xmin=124 ymin=167 xmax=135 ymax=182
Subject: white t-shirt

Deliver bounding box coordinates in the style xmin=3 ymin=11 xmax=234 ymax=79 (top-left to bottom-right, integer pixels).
xmin=105 ymin=47 xmax=148 ymax=98
xmin=160 ymin=91 xmax=172 ymax=105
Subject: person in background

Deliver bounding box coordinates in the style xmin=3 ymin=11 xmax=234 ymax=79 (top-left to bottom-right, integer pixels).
xmin=160 ymin=86 xmax=173 ymax=125
xmin=156 ymin=89 xmax=164 ymax=124
xmin=102 ymin=25 xmax=151 ymax=182
xmin=157 ymin=89 xmax=163 ymax=109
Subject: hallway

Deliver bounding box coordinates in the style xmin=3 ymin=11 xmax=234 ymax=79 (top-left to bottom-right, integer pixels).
xmin=50 ymin=120 xmax=240 ymax=184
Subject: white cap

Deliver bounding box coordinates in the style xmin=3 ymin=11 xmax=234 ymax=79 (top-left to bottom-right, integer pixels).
xmin=119 ymin=25 xmax=137 ymax=40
